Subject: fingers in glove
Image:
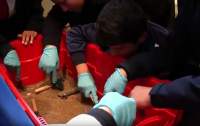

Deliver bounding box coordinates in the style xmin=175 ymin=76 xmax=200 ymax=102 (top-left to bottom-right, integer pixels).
xmin=103 ymin=87 xmax=112 ymax=95
xmin=38 ymin=61 xmax=43 ymax=69
xmin=52 ymin=70 xmax=57 ymax=83
xmin=46 ymin=68 xmax=52 ymax=74
xmin=91 ymin=90 xmax=98 ymax=104
xmin=56 ymin=60 xmax=60 ymax=69
xmin=16 ymin=67 xmax=21 ymax=80
xmin=84 ymin=89 xmax=91 ymax=98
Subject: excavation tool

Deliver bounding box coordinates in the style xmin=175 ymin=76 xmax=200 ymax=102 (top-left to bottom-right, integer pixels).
xmin=58 ymin=87 xmax=80 ymax=99
xmin=31 ymin=99 xmax=40 ymax=117
xmin=51 ymin=77 xmax=64 ymax=91
xmin=58 ymin=87 xmax=95 ymax=104
xmin=35 ymin=77 xmax=64 ymax=94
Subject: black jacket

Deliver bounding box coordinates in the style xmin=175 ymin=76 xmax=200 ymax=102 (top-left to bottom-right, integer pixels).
xmin=42 ymin=0 xmax=109 ymax=49
xmin=0 ymin=0 xmax=44 ymax=58
xmin=121 ymin=0 xmax=200 ymax=125
xmin=119 ymin=0 xmax=200 ymax=81
xmin=66 ymin=22 xmax=169 ymax=67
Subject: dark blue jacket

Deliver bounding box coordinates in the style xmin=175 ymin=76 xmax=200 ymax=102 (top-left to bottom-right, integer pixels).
xmin=131 ymin=0 xmax=200 ymax=125
xmin=66 ymin=22 xmax=169 ymax=69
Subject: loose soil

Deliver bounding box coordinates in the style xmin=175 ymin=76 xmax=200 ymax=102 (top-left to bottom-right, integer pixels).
xmin=18 ymin=69 xmax=93 ymax=124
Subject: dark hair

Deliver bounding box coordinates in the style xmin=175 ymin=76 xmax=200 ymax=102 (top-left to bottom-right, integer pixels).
xmin=96 ymin=0 xmax=147 ymax=46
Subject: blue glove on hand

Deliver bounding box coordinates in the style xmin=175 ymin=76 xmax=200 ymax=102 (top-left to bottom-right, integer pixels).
xmin=39 ymin=46 xmax=59 ymax=83
xmin=94 ymin=92 xmax=136 ymax=126
xmin=78 ymin=73 xmax=98 ymax=104
xmin=4 ymin=51 xmax=21 ymax=79
xmin=104 ymin=68 xmax=128 ymax=95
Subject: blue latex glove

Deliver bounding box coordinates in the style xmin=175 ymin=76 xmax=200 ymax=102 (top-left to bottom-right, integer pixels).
xmin=94 ymin=92 xmax=136 ymax=126
xmin=39 ymin=46 xmax=59 ymax=83
xmin=78 ymin=73 xmax=98 ymax=104
xmin=4 ymin=51 xmax=21 ymax=79
xmin=104 ymin=68 xmax=128 ymax=95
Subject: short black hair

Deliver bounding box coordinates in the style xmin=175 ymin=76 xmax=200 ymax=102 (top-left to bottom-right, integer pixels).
xmin=96 ymin=0 xmax=147 ymax=46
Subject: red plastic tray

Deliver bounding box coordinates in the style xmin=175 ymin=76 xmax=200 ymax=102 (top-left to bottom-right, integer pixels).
xmin=2 ymin=32 xmax=182 ymax=126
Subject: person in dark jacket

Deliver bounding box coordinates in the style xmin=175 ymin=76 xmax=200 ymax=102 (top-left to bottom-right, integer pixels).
xmin=39 ymin=0 xmax=109 ymax=84
xmin=107 ymin=0 xmax=200 ymax=125
xmin=0 ymin=0 xmax=44 ymax=82
xmin=134 ymin=0 xmax=175 ymax=29
xmin=66 ymin=0 xmax=169 ymax=103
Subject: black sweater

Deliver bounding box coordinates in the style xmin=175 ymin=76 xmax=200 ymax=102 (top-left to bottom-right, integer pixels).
xmin=42 ymin=0 xmax=109 ymax=49
xmin=0 ymin=0 xmax=44 ymax=58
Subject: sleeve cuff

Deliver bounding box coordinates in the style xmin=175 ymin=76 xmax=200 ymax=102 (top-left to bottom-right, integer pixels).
xmin=118 ymin=61 xmax=132 ymax=81
xmin=0 ymin=43 xmax=14 ymax=58
xmin=70 ymin=52 xmax=86 ymax=66
xmin=149 ymin=83 xmax=166 ymax=108
xmin=86 ymin=108 xmax=117 ymax=126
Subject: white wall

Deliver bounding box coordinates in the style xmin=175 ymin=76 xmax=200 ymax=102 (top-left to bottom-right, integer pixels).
xmin=42 ymin=0 xmax=54 ymax=17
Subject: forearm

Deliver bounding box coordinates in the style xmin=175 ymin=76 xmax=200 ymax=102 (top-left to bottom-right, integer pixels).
xmin=66 ymin=107 xmax=116 ymax=126
xmin=67 ymin=23 xmax=97 ymax=66
xmin=42 ymin=5 xmax=71 ymax=48
xmin=26 ymin=0 xmax=44 ymax=33
xmin=150 ymin=75 xmax=200 ymax=111
xmin=0 ymin=35 xmax=13 ymax=58
xmin=118 ymin=47 xmax=169 ymax=81
xmin=76 ymin=63 xmax=90 ymax=75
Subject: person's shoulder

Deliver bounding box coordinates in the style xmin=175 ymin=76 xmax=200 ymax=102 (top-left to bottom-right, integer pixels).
xmin=147 ymin=21 xmax=169 ymax=36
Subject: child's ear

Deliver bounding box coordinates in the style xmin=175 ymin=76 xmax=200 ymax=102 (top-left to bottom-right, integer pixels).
xmin=137 ymin=32 xmax=147 ymax=44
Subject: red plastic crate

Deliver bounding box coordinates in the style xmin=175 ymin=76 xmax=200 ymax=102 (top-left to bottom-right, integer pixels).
xmin=1 ymin=32 xmax=182 ymax=126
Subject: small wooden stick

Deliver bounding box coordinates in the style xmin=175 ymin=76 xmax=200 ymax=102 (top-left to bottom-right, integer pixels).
xmin=35 ymin=85 xmax=52 ymax=94
xmin=31 ymin=99 xmax=40 ymax=117
xmin=90 ymin=93 xmax=95 ymax=104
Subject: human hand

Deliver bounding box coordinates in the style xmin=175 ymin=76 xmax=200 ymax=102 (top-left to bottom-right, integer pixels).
xmin=129 ymin=86 xmax=152 ymax=109
xmin=4 ymin=50 xmax=21 ymax=79
xmin=78 ymin=73 xmax=98 ymax=104
xmin=17 ymin=31 xmax=37 ymax=45
xmin=39 ymin=46 xmax=59 ymax=83
xmin=94 ymin=92 xmax=136 ymax=126
xmin=104 ymin=68 xmax=128 ymax=95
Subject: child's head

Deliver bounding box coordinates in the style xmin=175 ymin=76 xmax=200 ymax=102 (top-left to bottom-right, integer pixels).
xmin=51 ymin=0 xmax=84 ymax=12
xmin=96 ymin=0 xmax=147 ymax=58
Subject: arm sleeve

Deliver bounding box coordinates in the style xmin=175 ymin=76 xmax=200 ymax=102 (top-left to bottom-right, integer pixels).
xmin=42 ymin=5 xmax=73 ymax=48
xmin=66 ymin=23 xmax=97 ymax=65
xmin=25 ymin=0 xmax=44 ymax=33
xmin=118 ymin=0 xmax=190 ymax=81
xmin=0 ymin=35 xmax=13 ymax=58
xmin=66 ymin=109 xmax=117 ymax=126
xmin=118 ymin=47 xmax=169 ymax=81
xmin=150 ymin=75 xmax=200 ymax=111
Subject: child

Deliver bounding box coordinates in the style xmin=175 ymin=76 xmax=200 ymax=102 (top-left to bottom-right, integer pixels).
xmin=0 ymin=0 xmax=44 ymax=84
xmin=39 ymin=0 xmax=109 ymax=84
xmin=66 ymin=0 xmax=170 ymax=103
